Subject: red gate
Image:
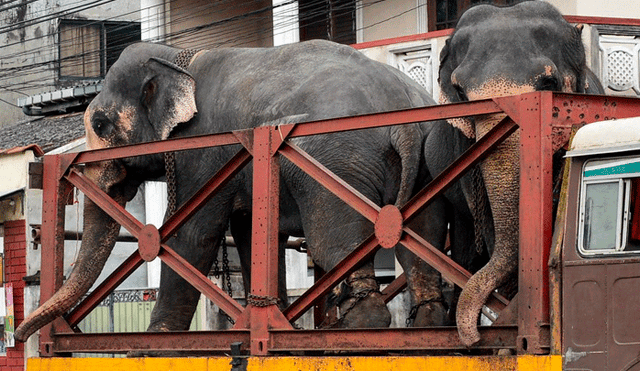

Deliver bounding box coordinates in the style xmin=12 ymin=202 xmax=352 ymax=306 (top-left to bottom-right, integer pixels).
xmin=35 ymin=92 xmax=640 ymax=356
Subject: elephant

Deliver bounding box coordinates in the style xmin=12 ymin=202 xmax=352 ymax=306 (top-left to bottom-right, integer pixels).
xmin=438 ymin=1 xmax=605 ymax=347
xmin=15 ymin=39 xmax=490 ymax=343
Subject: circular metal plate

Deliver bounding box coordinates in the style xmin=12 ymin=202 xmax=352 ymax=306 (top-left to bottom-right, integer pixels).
xmin=138 ymin=224 xmax=161 ymax=262
xmin=374 ymin=205 xmax=404 ymax=249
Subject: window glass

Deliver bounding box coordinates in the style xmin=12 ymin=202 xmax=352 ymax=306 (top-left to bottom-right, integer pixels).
xmin=430 ymin=0 xmax=520 ymax=31
xmin=299 ymin=0 xmax=356 ymax=44
xmin=579 ymin=156 xmax=640 ymax=256
xmin=582 ymin=181 xmax=621 ymax=251
xmin=59 ymin=22 xmax=101 ymax=78
xmin=59 ymin=20 xmax=140 ymax=80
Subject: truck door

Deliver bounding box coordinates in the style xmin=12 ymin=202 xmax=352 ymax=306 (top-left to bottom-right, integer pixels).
xmin=563 ymin=153 xmax=640 ymax=371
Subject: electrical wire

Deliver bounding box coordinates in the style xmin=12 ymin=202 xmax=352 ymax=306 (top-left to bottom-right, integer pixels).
xmin=0 ymin=0 xmax=425 ymax=98
xmin=0 ymin=0 xmax=328 ymax=80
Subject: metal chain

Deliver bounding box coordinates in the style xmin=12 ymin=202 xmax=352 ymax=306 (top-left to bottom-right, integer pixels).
xmin=216 ymin=235 xmax=235 ymax=325
xmin=247 ymin=294 xmax=281 ymax=307
xmin=405 ymin=297 xmax=445 ymax=327
xmin=320 ymin=288 xmax=378 ymax=329
xmin=320 ymin=275 xmax=380 ymax=329
xmin=163 ymin=49 xmax=202 ymax=217
xmin=174 ymin=48 xmax=201 ymax=70
xmin=222 ymin=237 xmax=232 ymax=296
xmin=212 ymin=253 xmax=221 ymax=278
xmin=164 ymin=152 xmax=177 ymax=217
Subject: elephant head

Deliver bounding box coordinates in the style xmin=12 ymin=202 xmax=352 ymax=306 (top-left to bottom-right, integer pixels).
xmin=14 ymin=43 xmax=198 ymax=342
xmin=438 ymin=1 xmax=603 ymax=346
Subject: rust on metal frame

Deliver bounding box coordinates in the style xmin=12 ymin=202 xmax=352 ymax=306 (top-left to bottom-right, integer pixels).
xmin=284 ymin=235 xmax=380 ymax=323
xmin=53 ymin=330 xmax=251 ymax=354
xmin=269 ymin=326 xmax=518 ymax=352
xmin=37 ymin=92 xmax=640 ymax=355
xmin=39 ymin=154 xmax=75 ymax=356
xmin=39 ymin=96 xmax=521 ymax=355
xmin=60 ymin=147 xmax=253 ymax=328
xmin=243 ymin=126 xmax=293 ymax=355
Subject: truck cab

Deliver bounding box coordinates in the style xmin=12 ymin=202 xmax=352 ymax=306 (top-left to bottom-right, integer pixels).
xmin=563 ymin=117 xmax=640 ymax=370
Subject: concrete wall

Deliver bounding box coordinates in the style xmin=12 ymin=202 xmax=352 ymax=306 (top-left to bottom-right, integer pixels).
xmin=360 ymin=0 xmax=423 ymax=43
xmin=545 ymin=0 xmax=640 ymax=19
xmin=0 ymin=151 xmax=34 ymax=195
xmin=0 ymin=0 xmax=139 ymax=127
xmin=168 ymin=0 xmax=273 ymax=49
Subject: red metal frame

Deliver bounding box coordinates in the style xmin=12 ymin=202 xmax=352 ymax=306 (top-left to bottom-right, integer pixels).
xmin=35 ymin=92 xmax=640 ymax=356
xmin=350 ymin=16 xmax=640 ymax=51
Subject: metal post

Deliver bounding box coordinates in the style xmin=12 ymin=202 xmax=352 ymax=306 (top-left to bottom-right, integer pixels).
xmin=517 ymin=92 xmax=553 ymax=354
xmin=39 ymin=154 xmax=73 ymax=356
xmin=249 ymin=126 xmax=291 ymax=355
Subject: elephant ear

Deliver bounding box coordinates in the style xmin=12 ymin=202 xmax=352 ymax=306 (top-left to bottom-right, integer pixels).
xmin=438 ymin=39 xmax=454 ymax=98
xmin=142 ymin=57 xmax=197 ymax=140
xmin=584 ymin=67 xmax=605 ymax=94
xmin=438 ymin=39 xmax=476 ymax=139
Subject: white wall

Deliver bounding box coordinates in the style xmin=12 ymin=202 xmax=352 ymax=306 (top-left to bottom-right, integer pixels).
xmin=0 ymin=152 xmax=35 ymax=194
xmin=545 ymin=0 xmax=640 ymax=19
xmin=360 ymin=0 xmax=422 ymax=43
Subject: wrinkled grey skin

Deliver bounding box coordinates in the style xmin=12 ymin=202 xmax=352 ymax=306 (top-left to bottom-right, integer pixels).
xmin=15 ymin=39 xmax=488 ymax=343
xmin=439 ymin=1 xmax=604 ymax=346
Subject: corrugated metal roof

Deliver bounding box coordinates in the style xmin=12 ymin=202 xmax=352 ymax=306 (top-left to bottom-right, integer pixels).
xmin=17 ymin=81 xmax=102 ymax=116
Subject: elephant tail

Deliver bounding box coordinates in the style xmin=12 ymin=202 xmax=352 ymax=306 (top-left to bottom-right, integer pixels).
xmin=390 ymin=124 xmax=423 ymax=207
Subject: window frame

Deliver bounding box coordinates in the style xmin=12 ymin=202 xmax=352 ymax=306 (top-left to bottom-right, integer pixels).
xmin=57 ymin=19 xmax=141 ymax=81
xmin=298 ymin=0 xmax=356 ymax=44
xmin=427 ymin=0 xmax=516 ymax=31
xmin=578 ymin=156 xmax=640 ymax=257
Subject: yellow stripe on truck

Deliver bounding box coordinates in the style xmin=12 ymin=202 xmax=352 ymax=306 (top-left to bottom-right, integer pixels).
xmin=27 ymin=355 xmax=562 ymax=371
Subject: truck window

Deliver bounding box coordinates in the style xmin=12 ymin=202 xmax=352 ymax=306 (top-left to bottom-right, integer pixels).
xmin=579 ymin=157 xmax=640 ymax=255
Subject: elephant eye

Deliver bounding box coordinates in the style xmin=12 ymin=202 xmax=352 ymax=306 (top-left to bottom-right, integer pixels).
xmin=536 ymin=75 xmax=560 ymax=92
xmin=92 ymin=112 xmax=114 ymax=138
xmin=141 ymin=79 xmax=157 ymax=108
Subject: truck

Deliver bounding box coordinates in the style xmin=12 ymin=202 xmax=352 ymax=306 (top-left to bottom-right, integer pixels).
xmin=23 ymin=91 xmax=640 ymax=370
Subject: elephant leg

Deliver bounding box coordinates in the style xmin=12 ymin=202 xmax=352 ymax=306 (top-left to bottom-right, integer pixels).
xmin=327 ymin=263 xmax=390 ymax=328
xmin=127 ymin=229 xmax=221 ymax=357
xmin=300 ymin=194 xmax=391 ymax=328
xmin=147 ymin=191 xmax=233 ymax=332
xmin=395 ymin=196 xmax=449 ymax=327
xmin=230 ymin=209 xmax=289 ymax=309
xmin=147 ymin=231 xmax=222 ymax=332
xmin=230 ymin=210 xmax=253 ymax=299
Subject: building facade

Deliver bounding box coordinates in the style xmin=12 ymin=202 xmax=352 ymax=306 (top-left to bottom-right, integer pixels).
xmin=0 ymin=0 xmax=140 ymax=125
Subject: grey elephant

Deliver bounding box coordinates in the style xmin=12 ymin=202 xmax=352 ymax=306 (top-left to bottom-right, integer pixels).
xmin=15 ymin=39 xmax=488 ymax=342
xmin=438 ymin=1 xmax=605 ymax=346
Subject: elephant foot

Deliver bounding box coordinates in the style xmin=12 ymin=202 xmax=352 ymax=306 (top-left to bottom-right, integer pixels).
xmin=337 ymin=291 xmax=391 ymax=328
xmin=408 ymin=298 xmax=448 ymax=327
xmin=323 ymin=273 xmax=390 ymax=328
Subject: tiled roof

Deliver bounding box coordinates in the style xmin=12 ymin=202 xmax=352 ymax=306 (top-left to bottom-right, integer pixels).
xmin=0 ymin=112 xmax=85 ymax=153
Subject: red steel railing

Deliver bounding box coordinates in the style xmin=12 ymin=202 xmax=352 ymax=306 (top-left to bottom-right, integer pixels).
xmin=36 ymin=92 xmax=640 ymax=356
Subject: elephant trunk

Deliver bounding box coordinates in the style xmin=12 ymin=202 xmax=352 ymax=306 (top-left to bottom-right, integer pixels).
xmin=14 ymin=197 xmax=122 ymax=342
xmin=456 ymin=114 xmax=520 ymax=346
